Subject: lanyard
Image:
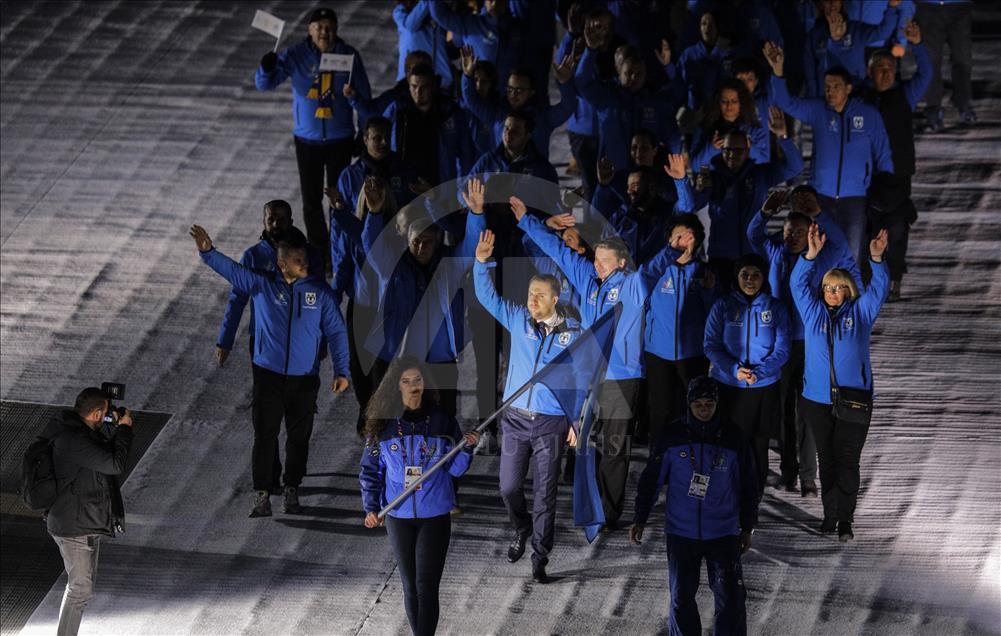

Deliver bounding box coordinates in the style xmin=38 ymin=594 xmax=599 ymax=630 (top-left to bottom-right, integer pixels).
xmin=687 ymin=427 xmax=723 ymax=473
xmin=396 ymin=416 xmax=435 ymax=467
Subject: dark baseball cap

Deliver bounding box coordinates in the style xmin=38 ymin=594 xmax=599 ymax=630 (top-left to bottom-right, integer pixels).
xmin=687 ymin=376 xmax=719 ymax=403
xmin=308 ymin=7 xmax=337 ymax=24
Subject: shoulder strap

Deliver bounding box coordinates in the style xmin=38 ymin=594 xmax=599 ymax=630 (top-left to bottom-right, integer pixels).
xmin=827 ymin=315 xmax=839 ymax=391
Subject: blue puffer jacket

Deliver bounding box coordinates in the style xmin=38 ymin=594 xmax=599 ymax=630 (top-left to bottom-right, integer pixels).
xmin=518 ymin=214 xmax=674 ymax=380
xmin=704 ymin=290 xmax=791 ymax=388
xmin=216 ymin=227 xmax=323 ymax=350
xmin=200 ymin=249 xmax=349 ymax=377
xmin=255 ymin=38 xmax=371 ymax=143
xmin=474 ymin=260 xmax=583 ymax=416
xmin=645 ymin=260 xmax=718 ymax=362
xmin=393 ymin=0 xmax=453 ymax=88
xmin=771 ymin=75 xmax=894 ymax=198
xmin=803 ymin=7 xmax=899 ymax=96
xmin=633 ymin=412 xmax=759 ymax=540
xmin=359 ymin=407 xmax=472 ymax=519
xmin=791 ymin=254 xmax=889 ymax=404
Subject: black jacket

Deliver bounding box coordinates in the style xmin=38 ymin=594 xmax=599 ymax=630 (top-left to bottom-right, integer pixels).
xmin=44 ymin=410 xmax=132 ymax=538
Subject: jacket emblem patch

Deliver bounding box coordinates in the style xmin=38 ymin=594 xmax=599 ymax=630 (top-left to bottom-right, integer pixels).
xmin=852 ymin=116 xmax=864 ymax=130
xmin=558 ymin=332 xmax=571 ymax=346
xmin=305 ymin=292 xmax=317 ymax=306
xmin=607 ymin=288 xmax=619 ymax=302
xmin=761 ymin=310 xmax=772 ymax=324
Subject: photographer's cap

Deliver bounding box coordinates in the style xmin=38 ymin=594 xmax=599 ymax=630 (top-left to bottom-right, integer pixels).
xmin=687 ymin=376 xmax=718 ymax=404
xmin=308 ymin=7 xmax=337 ymax=24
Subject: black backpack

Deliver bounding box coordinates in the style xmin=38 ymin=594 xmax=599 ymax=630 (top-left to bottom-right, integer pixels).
xmin=20 ymin=432 xmax=62 ymax=511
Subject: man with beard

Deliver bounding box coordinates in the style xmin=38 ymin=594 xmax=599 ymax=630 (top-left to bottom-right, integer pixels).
xmin=334 ymin=116 xmax=419 ymax=211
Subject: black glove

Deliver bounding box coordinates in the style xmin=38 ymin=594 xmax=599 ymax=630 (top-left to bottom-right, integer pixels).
xmin=260 ymin=51 xmax=278 ymax=73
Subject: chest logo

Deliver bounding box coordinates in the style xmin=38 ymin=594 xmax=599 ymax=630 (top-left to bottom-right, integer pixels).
xmin=275 ymin=291 xmax=288 ymax=306
xmin=390 ymin=443 xmax=399 ymax=452
xmin=843 ymin=316 xmax=854 ymax=330
xmin=853 ymin=115 xmax=864 ymax=130
xmin=761 ymin=310 xmax=772 ymax=324
xmin=558 ymin=332 xmax=571 ymax=346
xmin=679 ymin=451 xmax=688 ymax=458
xmin=843 ymin=33 xmax=852 ymax=48
xmin=607 ymin=288 xmax=619 ymax=302
xmin=828 ymin=117 xmax=839 ymax=132
xmin=305 ymin=292 xmax=317 ymax=306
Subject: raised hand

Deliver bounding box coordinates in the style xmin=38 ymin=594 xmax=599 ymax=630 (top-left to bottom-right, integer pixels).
xmin=553 ymin=50 xmax=577 ymax=85
xmin=567 ymin=1 xmax=585 ymax=35
xmin=828 ymin=12 xmax=847 ymax=41
xmin=768 ymin=105 xmax=787 ymax=138
xmin=904 ymin=19 xmax=921 ymax=45
xmin=806 ymin=223 xmax=827 ymax=259
xmin=545 ymin=213 xmax=576 ymax=231
xmin=509 ymin=196 xmax=528 ymax=221
xmin=475 ymin=229 xmax=495 ymax=263
xmin=711 ymin=129 xmax=724 ymax=149
xmin=654 ymin=38 xmax=671 ymax=67
xmin=761 ymin=189 xmax=789 ymax=217
xmin=664 ymin=153 xmax=688 ymax=180
xmin=869 ymin=228 xmax=888 ymax=261
xmin=891 ymin=43 xmax=906 ymax=58
xmin=460 ymin=44 xmax=477 ymax=77
xmin=342 ymin=83 xmax=356 ymax=99
xmin=888 ymin=0 xmax=901 ymax=7
xmin=324 ymin=186 xmax=346 ymax=210
xmin=189 ymin=224 xmax=213 ymax=252
xmin=363 ymin=177 xmax=387 ymax=213
xmin=462 ymin=177 xmax=485 ymax=214
xmin=762 ymin=41 xmax=784 ymax=77
xmin=596 ymin=156 xmax=616 ymax=186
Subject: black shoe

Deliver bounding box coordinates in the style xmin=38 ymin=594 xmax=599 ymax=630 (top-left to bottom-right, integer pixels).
xmin=282 ymin=486 xmax=301 ymax=514
xmin=782 ymin=475 xmax=798 ymax=492
xmin=819 ymin=517 xmax=837 ymax=533
xmin=838 ymin=522 xmax=854 ymax=542
xmin=532 ymin=559 xmax=550 ymax=584
xmin=801 ymin=480 xmax=818 ymax=498
xmin=600 ymin=520 xmax=619 ymax=534
xmin=249 ymin=490 xmax=272 ymax=518
xmin=507 ymin=530 xmax=530 ymax=563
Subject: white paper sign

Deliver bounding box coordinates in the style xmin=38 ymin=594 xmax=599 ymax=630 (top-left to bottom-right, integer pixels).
xmin=320 ymin=53 xmax=354 ymax=72
xmin=252 ymin=10 xmax=284 ymax=41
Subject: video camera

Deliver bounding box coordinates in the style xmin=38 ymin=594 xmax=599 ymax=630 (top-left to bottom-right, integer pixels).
xmin=101 ymin=382 xmax=127 ymax=423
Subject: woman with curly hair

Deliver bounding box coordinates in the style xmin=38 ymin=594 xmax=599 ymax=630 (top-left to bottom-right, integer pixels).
xmin=690 ymin=78 xmax=769 ymax=172
xmin=359 ymin=357 xmax=479 ymax=636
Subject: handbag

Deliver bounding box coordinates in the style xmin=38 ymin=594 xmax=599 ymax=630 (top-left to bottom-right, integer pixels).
xmin=827 ymin=320 xmax=873 ymax=425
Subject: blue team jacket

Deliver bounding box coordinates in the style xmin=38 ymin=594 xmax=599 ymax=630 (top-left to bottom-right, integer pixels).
xmin=336 ymin=153 xmax=419 ymax=212
xmin=592 ymin=185 xmax=677 ymax=268
xmin=255 ymin=38 xmax=371 ymax=143
xmin=771 ymin=75 xmax=894 ymax=198
xmin=518 ymin=214 xmax=673 ymax=380
xmin=558 ymin=32 xmax=598 ymax=137
xmin=791 ymin=254 xmax=889 ymax=404
xmin=474 ymin=260 xmax=583 ymax=416
xmin=359 ymin=407 xmax=472 ymax=519
xmin=705 ymin=289 xmax=791 ymax=388
xmin=645 ymin=260 xmax=717 ymax=362
xmin=393 ymin=1 xmax=453 ymax=88
xmin=633 ymin=413 xmax=759 ymax=540
xmin=804 ymin=7 xmax=899 ymax=96
xmin=677 ymin=40 xmax=726 ymax=111
xmin=200 ymin=249 xmax=349 ymax=377
xmin=428 ymin=2 xmax=525 ymax=85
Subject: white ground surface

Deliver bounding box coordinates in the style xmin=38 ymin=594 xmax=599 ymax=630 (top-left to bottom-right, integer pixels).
xmin=2 ymin=1 xmax=999 ymax=635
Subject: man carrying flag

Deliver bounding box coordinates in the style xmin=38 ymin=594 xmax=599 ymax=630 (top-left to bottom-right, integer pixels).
xmin=473 ymin=228 xmax=582 ymax=584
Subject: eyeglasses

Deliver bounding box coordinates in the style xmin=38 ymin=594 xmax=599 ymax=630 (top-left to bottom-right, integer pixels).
xmin=823 ymin=284 xmax=851 ymax=293
xmin=506 ymin=86 xmax=530 ymax=94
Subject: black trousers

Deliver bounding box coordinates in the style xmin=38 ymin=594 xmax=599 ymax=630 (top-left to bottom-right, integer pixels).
xmin=595 ymin=378 xmax=642 ymax=525
xmin=250 ymin=365 xmax=320 ymax=491
xmin=778 ymin=341 xmax=817 ymax=484
xmin=916 ymin=0 xmax=973 ymax=113
xmin=386 ymin=514 xmax=452 ymax=636
xmin=667 ymin=534 xmax=746 ymax=636
xmin=644 ymin=353 xmax=709 ymax=444
xmin=871 ymin=176 xmax=916 ymax=282
xmin=293 ymin=136 xmax=354 ymax=255
xmin=799 ymin=396 xmax=871 ymax=524
xmin=347 ymin=300 xmax=377 ymax=434
xmin=719 ymin=383 xmax=780 ymax=494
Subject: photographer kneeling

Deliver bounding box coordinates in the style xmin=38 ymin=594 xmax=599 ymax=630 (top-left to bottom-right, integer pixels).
xmin=44 ymin=387 xmax=133 ymax=636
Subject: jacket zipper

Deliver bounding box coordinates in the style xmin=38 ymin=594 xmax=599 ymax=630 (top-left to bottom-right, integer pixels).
xmin=524 ymin=329 xmax=547 ymax=411
xmin=697 ymin=437 xmax=704 ymax=540
xmin=283 ymin=282 xmax=294 ymax=374
xmin=673 ymin=269 xmax=681 ymax=359
xmin=745 ymin=306 xmax=752 ymax=378
xmin=835 ymin=110 xmax=846 ymax=198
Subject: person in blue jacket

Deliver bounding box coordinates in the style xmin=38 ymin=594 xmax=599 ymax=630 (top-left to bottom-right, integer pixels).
xmin=677 ymin=10 xmax=727 ymax=113
xmin=428 ymin=0 xmax=526 ymax=88
xmin=764 ymin=41 xmax=894 ymax=269
xmin=255 ymin=7 xmax=371 ymax=257
xmin=644 ymin=214 xmax=717 ymax=444
xmin=334 ymin=116 xmax=419 ymax=213
xmin=592 ymin=166 xmax=677 ymax=267
xmin=791 ymin=223 xmax=889 ymax=542
xmin=732 ymin=58 xmax=775 ymax=141
xmin=630 ymin=376 xmax=759 ymax=636
xmin=360 ymin=357 xmax=479 ymax=636
xmin=189 ymin=225 xmax=350 ymax=518
xmin=688 ymin=78 xmax=770 ymax=172
xmin=474 ymin=229 xmax=581 ymax=584
xmin=513 ymin=197 xmax=675 ymax=530
xmin=465 ymin=59 xmax=501 ymax=157
xmin=394 ymin=0 xmax=453 ymax=90
xmin=704 ymin=253 xmax=790 ymax=493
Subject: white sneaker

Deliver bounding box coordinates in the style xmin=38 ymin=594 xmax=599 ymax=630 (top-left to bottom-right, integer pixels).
xmin=474 ymin=430 xmax=498 ymax=455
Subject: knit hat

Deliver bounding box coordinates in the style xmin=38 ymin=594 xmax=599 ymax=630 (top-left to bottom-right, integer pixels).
xmin=687 ymin=376 xmax=718 ymax=403
xmin=308 ymin=7 xmax=337 ymax=23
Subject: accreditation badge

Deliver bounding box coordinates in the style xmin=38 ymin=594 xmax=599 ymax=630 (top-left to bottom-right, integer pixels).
xmin=688 ymin=473 xmax=710 ymax=500
xmin=404 ymin=465 xmax=423 ymax=490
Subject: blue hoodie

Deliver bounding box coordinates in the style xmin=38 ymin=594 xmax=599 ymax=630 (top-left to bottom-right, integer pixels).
xmin=633 ymin=412 xmax=759 ymax=540
xmin=517 ymin=214 xmax=674 ymax=381
xmin=791 ymin=254 xmax=889 ymax=404
xmin=645 ymin=260 xmax=718 ymax=362
xmin=200 ymin=249 xmax=349 ymax=378
xmin=359 ymin=407 xmax=472 ymax=519
xmin=705 ymin=289 xmax=791 ymax=388
xmin=803 ymin=7 xmax=899 ymax=96
xmin=393 ymin=0 xmax=453 ymax=88
xmin=771 ymin=75 xmax=893 ymax=199
xmin=474 ymin=261 xmax=584 ymax=416
xmin=255 ymin=37 xmax=371 ymax=143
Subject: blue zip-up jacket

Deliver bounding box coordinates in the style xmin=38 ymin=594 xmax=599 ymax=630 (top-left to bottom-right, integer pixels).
xmin=592 ymin=184 xmax=677 ymax=267
xmin=771 ymin=75 xmax=893 ymax=199
xmin=731 ymin=0 xmax=785 ymax=60
xmin=474 ymin=260 xmax=584 ymax=416
xmin=359 ymin=407 xmax=472 ymax=519
xmin=685 ymin=137 xmax=804 ymax=260
xmin=558 ymin=32 xmax=598 ymax=137
xmin=428 ymin=2 xmax=525 ymax=85
xmin=678 ymin=40 xmax=727 ymax=111
xmin=747 ymin=210 xmax=861 ymax=341
xmin=336 ymin=153 xmax=419 ymax=212
xmin=362 ymin=209 xmax=486 ymax=363
xmin=803 ymin=7 xmax=899 ymax=96
xmin=689 ymin=121 xmax=772 ymax=173
xmin=645 ymin=260 xmax=718 ymax=362
xmin=255 ymin=38 xmax=371 ymax=143
xmin=200 ymin=248 xmax=349 ymax=377
xmin=517 ymin=214 xmax=674 ymax=380
xmin=846 ymin=0 xmax=915 ymax=48
xmin=460 ymin=74 xmax=575 ymax=161
xmin=393 ymin=0 xmax=453 ymax=88
xmin=575 ymin=47 xmax=684 ymax=170
xmin=705 ymin=289 xmax=791 ymax=388
xmin=217 ymin=227 xmax=323 ymax=350
xmin=463 ymin=142 xmax=560 ymax=220
xmin=633 ymin=413 xmax=759 ymax=540
xmin=791 ymin=254 xmax=889 ymax=404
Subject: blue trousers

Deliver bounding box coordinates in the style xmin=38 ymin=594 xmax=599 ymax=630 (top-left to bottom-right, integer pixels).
xmin=499 ymin=409 xmax=568 ymax=566
xmin=666 ymin=534 xmax=746 ymax=636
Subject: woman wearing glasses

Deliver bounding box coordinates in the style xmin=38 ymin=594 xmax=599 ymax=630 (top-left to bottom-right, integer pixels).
xmin=704 ymin=253 xmax=791 ymax=495
xmin=791 ymin=224 xmax=889 ymax=542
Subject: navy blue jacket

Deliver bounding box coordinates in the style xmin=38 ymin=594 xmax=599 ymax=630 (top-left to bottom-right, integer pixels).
xmin=557 ymin=32 xmax=598 ymax=137
xmin=704 ymin=290 xmax=791 ymax=388
xmin=200 ymin=248 xmax=349 ymax=377
xmin=791 ymin=254 xmax=889 ymax=404
xmin=359 ymin=407 xmax=472 ymax=519
xmin=803 ymin=7 xmax=899 ymax=96
xmin=645 ymin=259 xmax=718 ymax=362
xmin=428 ymin=2 xmax=525 ymax=85
xmin=393 ymin=0 xmax=453 ymax=88
xmin=677 ymin=40 xmax=726 ymax=111
xmin=255 ymin=37 xmax=371 ymax=143
xmin=336 ymin=153 xmax=419 ymax=212
xmin=633 ymin=413 xmax=759 ymax=540
xmin=592 ymin=184 xmax=679 ymax=268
